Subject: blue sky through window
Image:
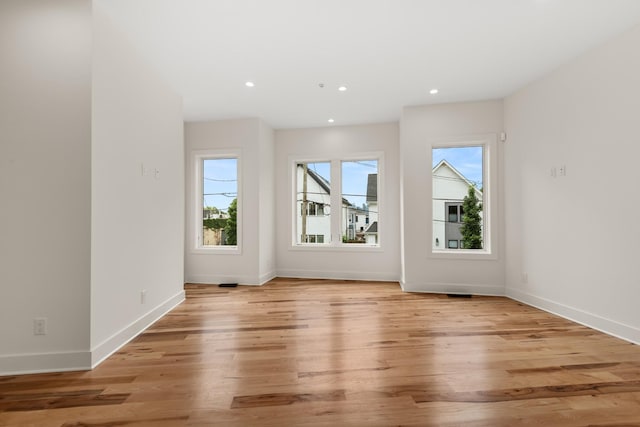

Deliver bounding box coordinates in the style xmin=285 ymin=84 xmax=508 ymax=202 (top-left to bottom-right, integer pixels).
xmin=203 ymin=158 xmax=237 ymax=214
xmin=432 ymin=146 xmax=483 ymax=188
xmin=301 ymin=161 xmax=377 ymax=210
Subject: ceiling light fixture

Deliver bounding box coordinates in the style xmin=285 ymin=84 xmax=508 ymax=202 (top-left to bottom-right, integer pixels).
xmin=245 ymin=81 xmax=255 ymax=87
xmin=328 ymin=119 xmax=335 ymax=123
xmin=338 ymin=85 xmax=347 ymax=92
xmin=429 ymin=88 xmax=439 ymax=95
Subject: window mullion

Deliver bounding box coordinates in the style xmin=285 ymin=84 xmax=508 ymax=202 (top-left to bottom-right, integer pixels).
xmin=330 ymin=159 xmax=341 ymax=246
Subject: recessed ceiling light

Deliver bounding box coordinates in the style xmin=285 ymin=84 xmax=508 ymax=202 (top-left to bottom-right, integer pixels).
xmin=338 ymin=86 xmax=347 ymax=92
xmin=245 ymin=81 xmax=255 ymax=87
xmin=429 ymin=88 xmax=439 ymax=95
xmin=328 ymin=119 xmax=335 ymax=123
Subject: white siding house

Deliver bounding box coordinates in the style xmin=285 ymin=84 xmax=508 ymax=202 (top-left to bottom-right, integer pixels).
xmin=432 ymin=160 xmax=483 ymax=250
xmin=343 ymin=173 xmax=378 ymax=244
xmin=296 ymin=165 xmax=332 ymax=243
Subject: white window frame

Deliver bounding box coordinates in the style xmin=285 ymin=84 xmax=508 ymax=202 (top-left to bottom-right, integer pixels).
xmin=289 ymin=152 xmax=384 ymax=251
xmin=429 ymin=134 xmax=498 ymax=260
xmin=192 ymin=149 xmax=242 ymax=254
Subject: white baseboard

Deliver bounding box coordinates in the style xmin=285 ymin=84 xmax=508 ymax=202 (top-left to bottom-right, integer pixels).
xmin=506 ymin=287 xmax=640 ymax=345
xmin=90 ymin=290 xmax=185 ymax=368
xmin=259 ymin=271 xmax=277 ymax=285
xmin=0 ymin=351 xmax=91 ymax=376
xmin=277 ymin=269 xmax=400 ymax=282
xmin=401 ymin=281 xmax=505 ymax=296
xmin=186 ymin=273 xmax=261 ymax=286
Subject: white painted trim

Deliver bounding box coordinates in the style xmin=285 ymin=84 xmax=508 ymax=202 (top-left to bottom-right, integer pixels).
xmin=277 ymin=269 xmax=400 ymax=282
xmin=259 ymin=271 xmax=277 ymax=285
xmin=288 ymin=152 xmax=386 ymax=251
xmin=506 ymin=287 xmax=640 ymax=345
xmin=186 ymin=273 xmax=261 ymax=286
xmin=427 ymin=134 xmax=499 ymax=260
xmin=288 ymin=244 xmax=384 ymax=253
xmin=0 ymin=351 xmax=91 ymax=376
xmin=401 ymin=281 xmax=505 ymax=296
xmin=191 ymin=149 xmax=242 ymax=255
xmin=90 ymin=290 xmax=185 ymax=368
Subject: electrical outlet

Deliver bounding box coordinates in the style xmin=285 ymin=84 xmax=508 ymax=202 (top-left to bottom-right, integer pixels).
xmin=140 ymin=290 xmax=147 ymax=304
xmin=33 ymin=318 xmax=47 ymax=335
xmin=559 ymin=165 xmax=566 ymax=176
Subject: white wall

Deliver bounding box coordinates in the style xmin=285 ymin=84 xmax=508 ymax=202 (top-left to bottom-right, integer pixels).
xmin=91 ymin=4 xmax=185 ymax=365
xmin=504 ymin=24 xmax=640 ymax=343
xmin=0 ymin=0 xmax=92 ymax=374
xmin=400 ymin=101 xmax=505 ymax=294
xmin=275 ymin=123 xmax=401 ymax=281
xmin=185 ymin=118 xmax=275 ymax=285
xmin=259 ymin=121 xmax=276 ymax=283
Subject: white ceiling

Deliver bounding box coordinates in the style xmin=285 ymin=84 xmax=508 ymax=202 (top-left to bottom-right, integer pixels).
xmin=96 ymin=0 xmax=640 ymax=129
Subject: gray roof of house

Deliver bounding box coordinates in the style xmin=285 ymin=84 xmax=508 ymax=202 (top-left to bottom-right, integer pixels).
xmin=366 ymin=174 xmax=377 ymax=202
xmin=365 ymin=221 xmax=378 ymax=233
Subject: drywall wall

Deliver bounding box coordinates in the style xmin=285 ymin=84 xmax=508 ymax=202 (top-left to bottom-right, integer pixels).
xmin=275 ymin=123 xmax=401 ymax=281
xmin=259 ymin=121 xmax=277 ymax=283
xmin=91 ymin=4 xmax=185 ymax=365
xmin=504 ymin=24 xmax=640 ymax=343
xmin=184 ymin=118 xmax=275 ymax=285
xmin=0 ymin=0 xmax=92 ymax=374
xmin=400 ymin=101 xmax=505 ymax=294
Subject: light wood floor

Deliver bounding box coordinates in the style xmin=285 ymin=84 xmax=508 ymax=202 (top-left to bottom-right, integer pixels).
xmin=2 ymin=278 xmax=640 ymax=426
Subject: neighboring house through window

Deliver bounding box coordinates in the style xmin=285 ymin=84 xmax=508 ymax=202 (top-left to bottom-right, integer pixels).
xmin=294 ymin=155 xmax=382 ymax=247
xmin=296 ymin=162 xmax=331 ymax=245
xmin=432 ymin=145 xmax=485 ymax=252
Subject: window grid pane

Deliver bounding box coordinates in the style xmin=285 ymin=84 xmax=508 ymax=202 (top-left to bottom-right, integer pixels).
xmin=341 ymin=160 xmax=379 ymax=245
xmin=296 ymin=162 xmax=331 ymax=244
xmin=433 ymin=146 xmax=484 ymax=251
xmin=202 ymin=157 xmax=238 ymax=247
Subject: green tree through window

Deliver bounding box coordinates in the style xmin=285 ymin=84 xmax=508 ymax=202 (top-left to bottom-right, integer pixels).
xmin=460 ymin=186 xmax=483 ymax=249
xmin=225 ymin=198 xmax=238 ymax=245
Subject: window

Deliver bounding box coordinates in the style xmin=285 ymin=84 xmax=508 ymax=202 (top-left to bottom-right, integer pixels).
xmin=293 ymin=155 xmax=382 ymax=248
xmin=342 ymin=160 xmax=379 ymax=245
xmin=432 ymin=142 xmax=491 ymax=254
xmin=296 ymin=161 xmax=331 ymax=245
xmin=302 ymin=234 xmax=325 ymax=243
xmin=448 ymin=204 xmax=463 ymax=223
xmin=302 ymin=202 xmax=325 ymax=216
xmin=195 ymin=152 xmax=240 ymax=250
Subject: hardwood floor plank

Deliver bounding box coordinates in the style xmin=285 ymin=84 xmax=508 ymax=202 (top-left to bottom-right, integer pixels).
xmin=231 ymin=390 xmax=346 ymax=409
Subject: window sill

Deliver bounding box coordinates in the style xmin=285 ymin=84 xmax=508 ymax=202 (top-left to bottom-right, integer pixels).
xmin=191 ymin=246 xmax=241 ymax=255
xmin=290 ymin=244 xmax=383 ymax=253
xmin=430 ymin=249 xmax=497 ymax=261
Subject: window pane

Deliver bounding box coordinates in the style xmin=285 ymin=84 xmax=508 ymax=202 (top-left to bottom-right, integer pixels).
xmin=448 ymin=205 xmax=458 ymax=222
xmin=202 ymin=158 xmax=237 ymax=247
xmin=341 ymin=160 xmax=378 ymax=245
xmin=296 ymin=162 xmax=331 ymax=244
xmin=433 ymin=146 xmax=483 ymax=250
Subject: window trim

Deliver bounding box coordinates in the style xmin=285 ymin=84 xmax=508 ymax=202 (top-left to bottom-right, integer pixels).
xmin=289 ymin=152 xmax=384 ymax=251
xmin=192 ymin=149 xmax=242 ymax=254
xmin=429 ymin=134 xmax=498 ymax=260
